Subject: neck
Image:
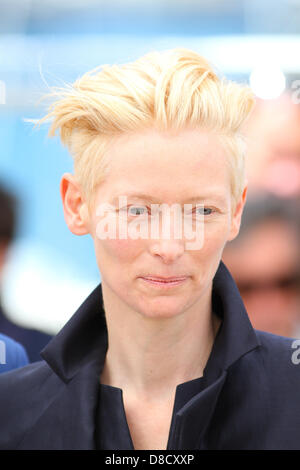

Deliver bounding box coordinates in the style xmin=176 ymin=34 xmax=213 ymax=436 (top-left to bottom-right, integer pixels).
xmin=100 ymin=281 xmax=221 ymax=401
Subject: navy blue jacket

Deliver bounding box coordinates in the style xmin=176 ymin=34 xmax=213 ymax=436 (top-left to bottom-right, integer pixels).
xmin=0 ymin=333 xmax=29 ymax=373
xmin=0 ymin=261 xmax=300 ymax=450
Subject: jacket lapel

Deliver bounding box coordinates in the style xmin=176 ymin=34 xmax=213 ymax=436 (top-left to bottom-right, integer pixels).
xmin=175 ymin=370 xmax=228 ymax=449
xmin=17 ymin=284 xmax=108 ymax=450
xmin=17 ymin=355 xmax=103 ymax=450
xmin=170 ymin=261 xmax=262 ymax=450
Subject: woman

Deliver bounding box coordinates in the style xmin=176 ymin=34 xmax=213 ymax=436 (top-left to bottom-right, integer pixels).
xmin=1 ymin=48 xmax=300 ymax=450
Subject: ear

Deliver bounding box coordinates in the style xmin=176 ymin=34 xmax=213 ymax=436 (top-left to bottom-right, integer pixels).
xmin=227 ymin=184 xmax=248 ymax=242
xmin=60 ymin=173 xmax=90 ymax=236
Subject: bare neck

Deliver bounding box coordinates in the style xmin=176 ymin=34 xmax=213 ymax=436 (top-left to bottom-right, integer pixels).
xmin=100 ymin=282 xmax=221 ymax=401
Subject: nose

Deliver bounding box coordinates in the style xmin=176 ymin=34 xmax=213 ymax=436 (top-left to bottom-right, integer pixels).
xmin=148 ymin=209 xmax=185 ymax=263
xmin=149 ymin=238 xmax=185 ymax=263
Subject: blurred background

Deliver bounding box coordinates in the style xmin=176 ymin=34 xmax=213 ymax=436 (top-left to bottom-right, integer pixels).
xmin=0 ymin=0 xmax=300 ymax=361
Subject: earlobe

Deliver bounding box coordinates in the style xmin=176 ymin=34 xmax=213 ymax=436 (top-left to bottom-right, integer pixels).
xmin=60 ymin=173 xmax=90 ymax=236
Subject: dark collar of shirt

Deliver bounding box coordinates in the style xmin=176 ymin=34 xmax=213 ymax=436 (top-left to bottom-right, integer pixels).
xmin=40 ymin=261 xmax=261 ymax=450
xmin=95 ymin=373 xmax=212 ymax=450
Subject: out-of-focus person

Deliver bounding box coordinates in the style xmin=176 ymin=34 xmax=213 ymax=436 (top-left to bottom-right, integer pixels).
xmin=0 ymin=183 xmax=52 ymax=362
xmin=222 ymin=193 xmax=300 ymax=337
xmin=0 ymin=332 xmax=29 ymax=374
xmin=242 ymin=93 xmax=300 ymax=199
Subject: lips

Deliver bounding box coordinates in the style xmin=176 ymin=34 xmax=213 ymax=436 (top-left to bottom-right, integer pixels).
xmin=142 ymin=276 xmax=188 ymax=282
xmin=140 ymin=276 xmax=188 ymax=288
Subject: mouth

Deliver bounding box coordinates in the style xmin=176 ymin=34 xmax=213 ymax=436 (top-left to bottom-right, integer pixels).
xmin=139 ymin=276 xmax=189 ymax=288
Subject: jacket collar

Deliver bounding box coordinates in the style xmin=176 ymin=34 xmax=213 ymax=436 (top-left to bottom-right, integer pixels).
xmin=41 ymin=261 xmax=261 ymax=384
xmin=205 ymin=261 xmax=261 ymax=380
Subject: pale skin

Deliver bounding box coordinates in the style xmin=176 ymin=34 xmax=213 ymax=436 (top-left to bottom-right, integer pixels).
xmin=60 ymin=126 xmax=247 ymax=449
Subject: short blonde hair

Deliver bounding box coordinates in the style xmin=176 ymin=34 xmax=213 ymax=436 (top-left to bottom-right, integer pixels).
xmin=35 ymin=47 xmax=255 ymax=211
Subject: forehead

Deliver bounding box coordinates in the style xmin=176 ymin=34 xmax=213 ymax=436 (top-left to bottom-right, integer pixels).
xmin=98 ymin=127 xmax=231 ymax=201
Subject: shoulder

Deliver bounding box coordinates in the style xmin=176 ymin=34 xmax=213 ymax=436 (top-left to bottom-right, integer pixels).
xmin=0 ymin=359 xmax=61 ymax=404
xmin=0 ymin=333 xmax=29 ymax=373
xmin=231 ymin=329 xmax=300 ymax=398
xmin=255 ymin=329 xmax=300 ymax=368
xmin=227 ymin=329 xmax=300 ymax=392
xmin=0 ymin=359 xmax=62 ymax=449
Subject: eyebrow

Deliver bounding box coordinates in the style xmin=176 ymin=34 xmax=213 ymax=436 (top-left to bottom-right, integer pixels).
xmin=110 ymin=192 xmax=227 ymax=204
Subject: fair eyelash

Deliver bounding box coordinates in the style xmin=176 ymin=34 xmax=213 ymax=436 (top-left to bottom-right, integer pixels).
xmin=120 ymin=205 xmax=216 ymax=216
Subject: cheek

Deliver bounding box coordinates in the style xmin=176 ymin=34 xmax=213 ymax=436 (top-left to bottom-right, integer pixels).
xmin=200 ymin=221 xmax=231 ymax=256
xmin=94 ymin=237 xmax=143 ymax=264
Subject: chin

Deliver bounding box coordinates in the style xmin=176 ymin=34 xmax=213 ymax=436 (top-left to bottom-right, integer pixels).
xmin=136 ymin=298 xmax=188 ymax=320
xmin=140 ymin=309 xmax=183 ymax=320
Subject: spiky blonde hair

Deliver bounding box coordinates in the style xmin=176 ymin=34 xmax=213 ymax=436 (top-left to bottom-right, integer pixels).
xmin=35 ymin=47 xmax=255 ymax=211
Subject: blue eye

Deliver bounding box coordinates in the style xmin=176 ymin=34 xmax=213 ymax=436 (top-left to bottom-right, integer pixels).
xmin=127 ymin=206 xmax=148 ymax=216
xmin=195 ymin=207 xmax=213 ymax=216
xmin=120 ymin=205 xmax=214 ymax=217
